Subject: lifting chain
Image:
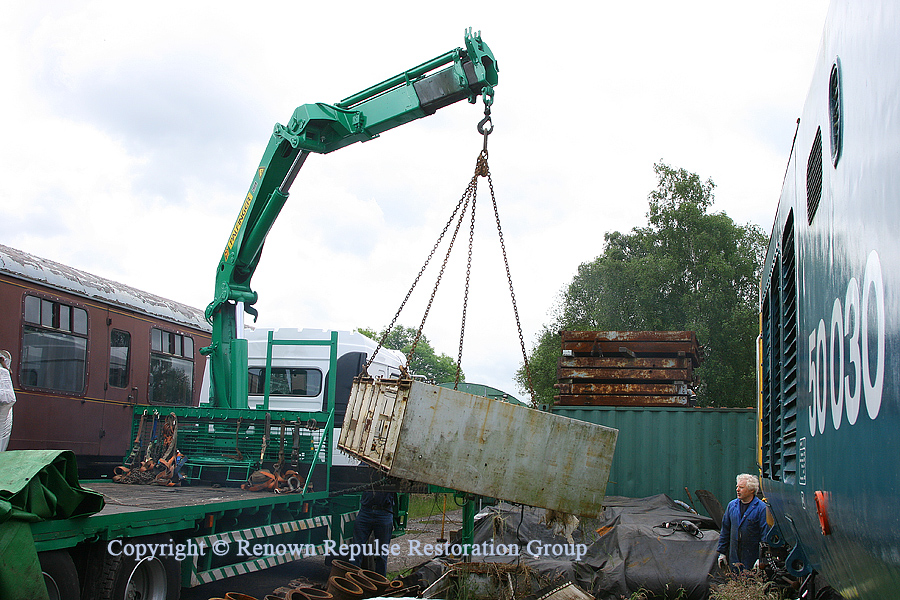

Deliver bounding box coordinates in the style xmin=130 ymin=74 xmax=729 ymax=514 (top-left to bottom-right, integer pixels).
xmin=484 ymin=155 xmax=537 ymax=402
xmin=365 ymin=90 xmax=537 ymax=404
xmin=363 ymin=172 xmax=474 ymax=374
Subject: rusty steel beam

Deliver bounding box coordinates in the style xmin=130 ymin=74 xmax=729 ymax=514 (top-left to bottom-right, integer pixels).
xmin=558 ymin=356 xmax=691 ymax=369
xmin=557 ymin=367 xmax=692 ymax=382
xmin=561 ymin=341 xmax=702 ymax=366
xmin=554 ymin=394 xmax=691 ymax=407
xmin=560 ymin=330 xmax=699 ymax=343
xmin=554 ymin=382 xmax=690 ymax=396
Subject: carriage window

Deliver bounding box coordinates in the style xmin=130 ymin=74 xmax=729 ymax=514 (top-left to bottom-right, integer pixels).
xmin=149 ymin=327 xmax=194 ymax=405
xmin=21 ymin=295 xmax=88 ymax=394
xmin=109 ymin=329 xmax=131 ymax=388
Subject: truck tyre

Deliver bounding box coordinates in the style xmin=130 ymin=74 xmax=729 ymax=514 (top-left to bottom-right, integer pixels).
xmin=96 ymin=536 xmax=181 ymax=600
xmin=38 ymin=550 xmax=80 ymax=600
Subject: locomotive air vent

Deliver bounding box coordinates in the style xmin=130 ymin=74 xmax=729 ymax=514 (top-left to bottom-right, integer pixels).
xmin=829 ymin=57 xmax=843 ymax=167
xmin=806 ymin=127 xmax=823 ymax=225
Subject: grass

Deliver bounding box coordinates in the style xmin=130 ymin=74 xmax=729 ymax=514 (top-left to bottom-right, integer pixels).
xmin=710 ymin=571 xmax=784 ymax=600
xmin=406 ymin=493 xmax=452 ymax=520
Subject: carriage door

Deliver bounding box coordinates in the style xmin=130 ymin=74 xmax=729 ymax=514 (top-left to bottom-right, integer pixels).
xmin=99 ymin=312 xmax=136 ymax=456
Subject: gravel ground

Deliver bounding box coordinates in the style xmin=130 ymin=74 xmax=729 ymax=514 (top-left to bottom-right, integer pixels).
xmin=388 ymin=507 xmax=464 ymax=575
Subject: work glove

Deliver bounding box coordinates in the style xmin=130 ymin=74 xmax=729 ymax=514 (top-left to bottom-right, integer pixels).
xmin=718 ymin=554 xmax=728 ymax=570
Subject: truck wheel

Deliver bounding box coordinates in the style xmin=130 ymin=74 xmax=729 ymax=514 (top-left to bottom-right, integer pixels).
xmin=97 ymin=537 xmax=181 ymax=600
xmin=39 ymin=550 xmax=80 ymax=600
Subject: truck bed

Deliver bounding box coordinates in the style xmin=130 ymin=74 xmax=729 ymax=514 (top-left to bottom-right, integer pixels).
xmin=85 ymin=481 xmax=282 ymax=516
xmin=30 ymin=480 xmax=336 ymax=552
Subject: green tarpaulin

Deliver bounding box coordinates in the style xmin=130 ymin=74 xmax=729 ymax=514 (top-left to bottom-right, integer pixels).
xmin=0 ymin=450 xmax=104 ymax=523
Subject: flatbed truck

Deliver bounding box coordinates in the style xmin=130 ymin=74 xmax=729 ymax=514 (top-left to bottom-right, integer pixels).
xmin=0 ymin=30 xmax=498 ymax=600
xmin=31 ymin=477 xmax=362 ymax=598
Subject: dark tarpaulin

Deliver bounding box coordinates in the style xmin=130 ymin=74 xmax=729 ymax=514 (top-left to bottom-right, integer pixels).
xmin=418 ymin=495 xmax=719 ymax=600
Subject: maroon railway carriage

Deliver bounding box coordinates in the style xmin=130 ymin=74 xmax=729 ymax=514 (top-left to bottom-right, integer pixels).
xmin=0 ymin=243 xmax=210 ymax=474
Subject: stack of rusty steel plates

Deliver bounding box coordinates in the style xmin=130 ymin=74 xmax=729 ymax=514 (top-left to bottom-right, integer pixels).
xmin=554 ymin=331 xmax=703 ymax=406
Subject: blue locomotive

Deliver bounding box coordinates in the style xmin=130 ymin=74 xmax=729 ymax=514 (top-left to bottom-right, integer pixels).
xmin=758 ymin=0 xmax=900 ymax=597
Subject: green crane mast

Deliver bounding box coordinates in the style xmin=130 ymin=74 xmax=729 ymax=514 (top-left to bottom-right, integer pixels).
xmin=202 ymin=30 xmax=498 ymax=409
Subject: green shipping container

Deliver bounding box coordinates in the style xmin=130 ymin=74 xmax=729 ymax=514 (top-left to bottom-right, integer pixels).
xmin=551 ymin=406 xmax=757 ymax=518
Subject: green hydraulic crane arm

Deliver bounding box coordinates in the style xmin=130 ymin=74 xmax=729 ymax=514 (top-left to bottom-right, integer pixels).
xmin=201 ymin=30 xmax=498 ymax=409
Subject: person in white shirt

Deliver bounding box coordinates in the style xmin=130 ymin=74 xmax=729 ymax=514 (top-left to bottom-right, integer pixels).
xmin=0 ymin=350 xmax=17 ymax=452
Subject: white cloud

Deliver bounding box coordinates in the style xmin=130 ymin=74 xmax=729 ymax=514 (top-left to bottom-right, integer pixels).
xmin=0 ymin=0 xmax=830 ymax=401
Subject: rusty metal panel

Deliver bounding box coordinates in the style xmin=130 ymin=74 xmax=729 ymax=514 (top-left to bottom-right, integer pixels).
xmin=339 ymin=378 xmax=618 ymax=517
xmin=556 ymin=331 xmax=702 ymax=406
xmin=551 ymin=406 xmax=756 ymax=514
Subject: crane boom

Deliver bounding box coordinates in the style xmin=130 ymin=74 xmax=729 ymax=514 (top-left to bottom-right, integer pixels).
xmin=202 ymin=30 xmax=498 ymax=408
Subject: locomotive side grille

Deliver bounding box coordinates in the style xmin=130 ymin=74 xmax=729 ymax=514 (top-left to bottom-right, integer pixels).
xmin=772 ymin=259 xmax=784 ymax=479
xmin=807 ymin=128 xmax=823 ymax=225
xmin=780 ymin=213 xmax=798 ymax=482
xmin=761 ymin=294 xmax=773 ymax=478
xmin=761 ymin=211 xmax=798 ymax=483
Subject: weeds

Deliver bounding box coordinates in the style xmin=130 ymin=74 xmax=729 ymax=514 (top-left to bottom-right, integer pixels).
xmin=711 ymin=570 xmax=783 ymax=600
xmin=621 ymin=585 xmax=686 ymax=599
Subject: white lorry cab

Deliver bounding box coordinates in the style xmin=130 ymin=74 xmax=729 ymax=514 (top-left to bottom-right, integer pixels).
xmin=244 ymin=328 xmax=406 ymax=467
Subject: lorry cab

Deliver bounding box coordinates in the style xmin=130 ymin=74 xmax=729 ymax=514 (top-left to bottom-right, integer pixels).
xmin=244 ymin=328 xmax=406 ymax=466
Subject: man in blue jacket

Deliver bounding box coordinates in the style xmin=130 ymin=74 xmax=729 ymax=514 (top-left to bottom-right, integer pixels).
xmin=350 ymin=490 xmax=396 ymax=576
xmin=717 ymin=473 xmax=769 ymax=572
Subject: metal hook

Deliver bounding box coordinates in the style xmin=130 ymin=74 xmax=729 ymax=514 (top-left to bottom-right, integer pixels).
xmin=477 ymin=114 xmax=493 ymax=136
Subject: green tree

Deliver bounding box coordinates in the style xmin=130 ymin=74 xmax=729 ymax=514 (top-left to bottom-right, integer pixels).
xmin=517 ymin=162 xmax=766 ymax=407
xmin=359 ymin=325 xmax=464 ymax=384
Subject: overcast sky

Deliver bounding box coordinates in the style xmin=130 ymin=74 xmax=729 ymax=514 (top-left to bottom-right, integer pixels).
xmin=1 ymin=1 xmax=830 ymax=402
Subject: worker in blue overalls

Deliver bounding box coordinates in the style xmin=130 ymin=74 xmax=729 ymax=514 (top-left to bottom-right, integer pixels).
xmin=717 ymin=473 xmax=769 ymax=572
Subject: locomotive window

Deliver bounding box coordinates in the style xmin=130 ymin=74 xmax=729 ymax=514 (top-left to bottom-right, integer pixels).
xmin=109 ymin=329 xmax=131 ymax=388
xmin=829 ymin=57 xmax=843 ymax=167
xmin=248 ymin=367 xmax=323 ymax=397
xmin=149 ymin=327 xmax=194 ymax=405
xmin=21 ymin=295 xmax=88 ymax=394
